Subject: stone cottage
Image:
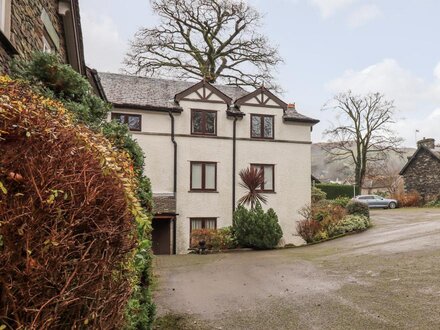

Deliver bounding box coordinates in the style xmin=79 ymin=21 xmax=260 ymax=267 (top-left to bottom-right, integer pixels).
xmin=0 ymin=0 xmax=85 ymax=74
xmin=400 ymin=138 xmax=440 ymax=200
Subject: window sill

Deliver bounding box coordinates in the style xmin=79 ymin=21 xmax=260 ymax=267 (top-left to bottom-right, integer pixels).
xmin=257 ymin=191 xmax=276 ymax=194
xmin=188 ymin=190 xmax=219 ymax=193
xmin=191 ymin=133 xmax=217 ymax=137
xmin=250 ymin=137 xmax=275 ymax=141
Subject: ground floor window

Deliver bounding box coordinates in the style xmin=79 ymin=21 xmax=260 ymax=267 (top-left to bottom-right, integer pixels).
xmin=190 ymin=218 xmax=217 ymax=232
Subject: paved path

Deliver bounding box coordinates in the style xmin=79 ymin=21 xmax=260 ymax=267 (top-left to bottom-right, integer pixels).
xmin=153 ymin=209 xmax=440 ymax=329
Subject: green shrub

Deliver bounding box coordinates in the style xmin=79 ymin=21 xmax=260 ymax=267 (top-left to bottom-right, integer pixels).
xmin=215 ymin=227 xmax=237 ymax=250
xmin=233 ymin=203 xmax=283 ymax=250
xmin=346 ymin=200 xmax=370 ymax=218
xmin=313 ymin=230 xmax=329 ymax=242
xmin=10 ymin=52 xmax=109 ymax=127
xmin=316 ymin=183 xmax=359 ymax=200
xmin=425 ymin=200 xmax=440 ymax=207
xmin=332 ymin=196 xmax=351 ymax=208
xmin=311 ymin=186 xmax=327 ymax=203
xmin=328 ymin=215 xmax=371 ymax=236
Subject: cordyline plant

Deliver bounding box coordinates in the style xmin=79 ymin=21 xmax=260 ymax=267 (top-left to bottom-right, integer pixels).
xmin=238 ymin=166 xmax=267 ymax=209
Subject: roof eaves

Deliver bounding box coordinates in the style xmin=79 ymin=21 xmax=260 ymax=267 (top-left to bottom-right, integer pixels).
xmin=283 ymin=116 xmax=320 ymax=125
xmin=87 ymin=66 xmax=108 ymax=101
xmin=113 ymin=103 xmax=183 ymax=113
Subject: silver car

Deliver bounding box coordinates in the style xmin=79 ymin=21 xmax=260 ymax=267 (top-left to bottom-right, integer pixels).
xmin=354 ymin=195 xmax=398 ymax=209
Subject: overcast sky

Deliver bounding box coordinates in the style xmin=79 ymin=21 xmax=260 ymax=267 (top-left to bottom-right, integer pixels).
xmin=79 ymin=0 xmax=440 ymax=147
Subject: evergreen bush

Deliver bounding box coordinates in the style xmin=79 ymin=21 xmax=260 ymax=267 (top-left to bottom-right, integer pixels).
xmin=315 ymin=183 xmax=359 ymax=200
xmin=328 ymin=215 xmax=371 ymax=236
xmin=10 ymin=52 xmax=109 ymax=127
xmin=311 ymin=186 xmax=327 ymax=203
xmin=346 ymin=200 xmax=370 ymax=218
xmin=331 ymin=196 xmax=351 ymax=208
xmin=232 ymin=203 xmax=283 ymax=250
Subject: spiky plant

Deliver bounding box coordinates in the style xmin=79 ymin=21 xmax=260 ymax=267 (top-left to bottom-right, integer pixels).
xmin=238 ymin=166 xmax=267 ymax=208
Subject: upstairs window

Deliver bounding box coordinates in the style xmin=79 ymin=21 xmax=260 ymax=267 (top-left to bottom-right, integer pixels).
xmin=190 ymin=162 xmax=217 ymax=191
xmin=191 ymin=109 xmax=217 ymax=136
xmin=111 ymin=113 xmax=142 ymax=131
xmin=251 ymin=164 xmax=275 ymax=192
xmin=251 ymin=114 xmax=274 ymax=139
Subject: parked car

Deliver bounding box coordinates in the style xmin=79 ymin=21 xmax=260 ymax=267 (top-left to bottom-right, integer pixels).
xmin=353 ymin=195 xmax=398 ymax=209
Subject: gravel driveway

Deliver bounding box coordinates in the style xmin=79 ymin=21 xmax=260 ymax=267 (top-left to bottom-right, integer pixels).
xmin=153 ymin=208 xmax=440 ymax=329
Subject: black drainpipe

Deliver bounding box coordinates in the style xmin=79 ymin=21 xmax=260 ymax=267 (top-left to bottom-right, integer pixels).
xmin=232 ymin=116 xmax=237 ymax=217
xmin=169 ymin=111 xmax=177 ymax=255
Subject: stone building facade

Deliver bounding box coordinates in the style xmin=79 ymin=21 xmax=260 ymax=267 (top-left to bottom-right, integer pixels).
xmin=400 ymin=138 xmax=440 ymax=200
xmin=0 ymin=0 xmax=84 ymax=74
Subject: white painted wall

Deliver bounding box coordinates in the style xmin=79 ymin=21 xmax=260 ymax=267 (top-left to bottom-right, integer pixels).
xmin=111 ymin=87 xmax=314 ymax=253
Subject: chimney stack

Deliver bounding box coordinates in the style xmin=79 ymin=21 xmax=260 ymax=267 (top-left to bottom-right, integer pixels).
xmin=417 ymin=137 xmax=435 ymax=149
xmin=287 ymin=103 xmax=296 ymax=109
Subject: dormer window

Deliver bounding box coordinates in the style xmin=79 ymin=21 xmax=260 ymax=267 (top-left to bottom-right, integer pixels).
xmin=191 ymin=109 xmax=217 ymax=136
xmin=251 ymin=114 xmax=274 ymax=139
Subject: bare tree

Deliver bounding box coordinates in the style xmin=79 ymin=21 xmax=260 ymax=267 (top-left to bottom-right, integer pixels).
xmin=323 ymin=91 xmax=403 ymax=188
xmin=125 ymin=0 xmax=282 ymax=90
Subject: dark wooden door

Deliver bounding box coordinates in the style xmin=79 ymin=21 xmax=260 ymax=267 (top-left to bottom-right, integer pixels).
xmin=152 ymin=219 xmax=171 ymax=255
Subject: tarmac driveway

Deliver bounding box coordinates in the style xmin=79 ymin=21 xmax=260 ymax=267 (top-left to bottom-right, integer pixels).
xmin=153 ymin=208 xmax=440 ymax=329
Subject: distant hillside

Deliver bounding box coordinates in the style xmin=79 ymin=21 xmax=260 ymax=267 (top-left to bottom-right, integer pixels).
xmin=312 ymin=143 xmax=415 ymax=183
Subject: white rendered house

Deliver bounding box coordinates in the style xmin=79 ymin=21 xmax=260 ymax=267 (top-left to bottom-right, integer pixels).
xmin=97 ymin=73 xmax=319 ymax=254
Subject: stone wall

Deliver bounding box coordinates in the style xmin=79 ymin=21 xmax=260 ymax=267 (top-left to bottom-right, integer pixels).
xmin=402 ymin=148 xmax=440 ymax=200
xmin=0 ymin=0 xmax=67 ymax=73
xmin=0 ymin=42 xmax=10 ymax=73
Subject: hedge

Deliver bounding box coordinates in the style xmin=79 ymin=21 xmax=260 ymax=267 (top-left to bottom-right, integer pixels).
xmin=315 ymin=183 xmax=359 ymax=200
xmin=0 ymin=77 xmax=151 ymax=328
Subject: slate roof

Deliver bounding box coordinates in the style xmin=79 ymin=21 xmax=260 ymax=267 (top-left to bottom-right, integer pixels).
xmin=98 ymin=72 xmax=248 ymax=110
xmin=399 ymin=146 xmax=440 ymax=175
xmin=283 ymin=108 xmax=320 ymax=124
xmin=97 ymin=72 xmax=318 ymax=124
xmin=153 ymin=194 xmax=176 ymax=214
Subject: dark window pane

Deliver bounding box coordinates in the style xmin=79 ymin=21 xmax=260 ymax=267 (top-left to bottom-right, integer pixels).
xmin=113 ymin=114 xmax=125 ymax=124
xmin=252 ymin=116 xmax=261 ymax=137
xmin=263 ymin=116 xmax=273 ymax=138
xmin=192 ymin=111 xmax=202 ymax=133
xmin=206 ymin=112 xmax=216 ymax=134
xmin=128 ymin=115 xmax=141 ymax=130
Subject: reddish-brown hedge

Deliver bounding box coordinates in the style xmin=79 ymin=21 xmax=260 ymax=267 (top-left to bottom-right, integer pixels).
xmin=0 ymin=77 xmax=140 ymax=329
